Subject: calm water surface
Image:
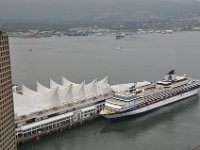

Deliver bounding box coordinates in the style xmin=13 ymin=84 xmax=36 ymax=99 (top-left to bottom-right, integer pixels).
xmin=10 ymin=32 xmax=200 ymax=150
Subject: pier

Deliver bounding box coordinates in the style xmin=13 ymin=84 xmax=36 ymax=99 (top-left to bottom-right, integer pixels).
xmin=14 ymin=76 xmax=114 ymax=144
xmin=16 ymin=93 xmax=112 ymax=144
xmin=13 ymin=76 xmax=162 ymax=144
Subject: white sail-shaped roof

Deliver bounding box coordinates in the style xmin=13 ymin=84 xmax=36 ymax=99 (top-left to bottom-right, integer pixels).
xmin=99 ymin=84 xmax=111 ymax=95
xmin=14 ymin=88 xmax=61 ymax=116
xmin=37 ymin=88 xmax=60 ymax=107
xmin=50 ymin=79 xmax=64 ymax=89
xmin=13 ymin=92 xmax=45 ymax=116
xmin=13 ymin=76 xmax=112 ymax=117
xmin=98 ymin=76 xmax=108 ymax=87
xmin=58 ymin=84 xmax=73 ymax=103
xmin=57 ymin=86 xmax=66 ymax=102
xmin=37 ymin=81 xmax=51 ymax=93
xmin=13 ymin=92 xmax=33 ymax=107
xmin=62 ymin=76 xmax=79 ymax=87
xmin=14 ymin=88 xmax=60 ymax=107
xmin=85 ymin=80 xmax=98 ymax=98
xmin=22 ymin=84 xmax=39 ymax=96
xmin=97 ymin=76 xmax=111 ymax=95
xmin=73 ymin=82 xmax=86 ymax=100
xmin=63 ymin=84 xmax=73 ymax=102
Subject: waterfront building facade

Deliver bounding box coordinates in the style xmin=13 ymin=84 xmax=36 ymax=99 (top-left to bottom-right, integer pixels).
xmin=14 ymin=77 xmax=111 ymax=143
xmin=0 ymin=29 xmax=17 ymax=150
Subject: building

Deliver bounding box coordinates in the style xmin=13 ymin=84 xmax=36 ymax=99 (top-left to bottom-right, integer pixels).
xmin=13 ymin=76 xmax=147 ymax=143
xmin=0 ymin=29 xmax=17 ymax=150
xmin=13 ymin=77 xmax=111 ymax=143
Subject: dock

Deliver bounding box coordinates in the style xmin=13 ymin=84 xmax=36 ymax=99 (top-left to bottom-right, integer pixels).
xmin=16 ymin=93 xmax=111 ymax=144
xmin=14 ymin=77 xmax=155 ymax=144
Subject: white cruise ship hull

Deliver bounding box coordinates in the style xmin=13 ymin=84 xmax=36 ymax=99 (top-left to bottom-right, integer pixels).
xmin=103 ymin=89 xmax=199 ymax=119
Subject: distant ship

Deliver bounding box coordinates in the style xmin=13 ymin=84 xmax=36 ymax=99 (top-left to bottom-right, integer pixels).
xmin=115 ymin=46 xmax=124 ymax=51
xmin=116 ymin=34 xmax=125 ymax=40
xmin=95 ymin=33 xmax=104 ymax=36
xmin=100 ymin=70 xmax=200 ymax=119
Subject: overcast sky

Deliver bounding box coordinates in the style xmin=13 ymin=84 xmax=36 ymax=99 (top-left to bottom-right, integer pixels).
xmin=0 ymin=0 xmax=200 ymax=23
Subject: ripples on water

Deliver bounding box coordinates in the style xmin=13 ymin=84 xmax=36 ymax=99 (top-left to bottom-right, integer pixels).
xmin=11 ymin=32 xmax=200 ymax=150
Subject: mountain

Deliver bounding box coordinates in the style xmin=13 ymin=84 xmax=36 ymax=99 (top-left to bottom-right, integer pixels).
xmin=1 ymin=0 xmax=200 ymax=29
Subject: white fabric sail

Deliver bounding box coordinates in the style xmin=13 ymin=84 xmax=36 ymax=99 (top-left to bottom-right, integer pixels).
xmin=97 ymin=76 xmax=111 ymax=95
xmin=50 ymin=79 xmax=64 ymax=89
xmin=32 ymin=88 xmax=60 ymax=108
xmin=63 ymin=84 xmax=73 ymax=102
xmin=57 ymin=86 xmax=66 ymax=102
xmin=73 ymin=82 xmax=86 ymax=100
xmin=13 ymin=92 xmax=33 ymax=107
xmin=98 ymin=76 xmax=108 ymax=87
xmin=21 ymin=84 xmax=39 ymax=96
xmin=39 ymin=88 xmax=60 ymax=107
xmin=13 ymin=76 xmax=112 ymax=117
xmin=85 ymin=79 xmax=98 ymax=98
xmin=37 ymin=81 xmax=51 ymax=93
xmin=99 ymin=84 xmax=111 ymax=95
xmin=58 ymin=84 xmax=74 ymax=103
xmin=62 ymin=76 xmax=79 ymax=87
xmin=14 ymin=88 xmax=60 ymax=108
xmin=13 ymin=92 xmax=45 ymax=116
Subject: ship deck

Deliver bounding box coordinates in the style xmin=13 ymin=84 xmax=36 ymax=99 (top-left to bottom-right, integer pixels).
xmin=106 ymin=79 xmax=190 ymax=106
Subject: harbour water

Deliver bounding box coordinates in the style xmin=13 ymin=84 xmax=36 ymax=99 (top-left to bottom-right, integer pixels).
xmin=10 ymin=32 xmax=200 ymax=150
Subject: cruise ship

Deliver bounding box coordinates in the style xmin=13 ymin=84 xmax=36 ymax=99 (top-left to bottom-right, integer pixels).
xmin=100 ymin=70 xmax=200 ymax=119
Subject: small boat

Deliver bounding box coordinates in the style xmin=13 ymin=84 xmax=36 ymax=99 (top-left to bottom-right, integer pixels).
xmin=115 ymin=46 xmax=124 ymax=51
xmin=116 ymin=34 xmax=125 ymax=40
xmin=95 ymin=33 xmax=104 ymax=36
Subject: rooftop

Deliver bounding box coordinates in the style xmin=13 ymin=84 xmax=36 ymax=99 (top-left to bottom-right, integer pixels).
xmin=13 ymin=76 xmax=111 ymax=120
xmin=0 ymin=28 xmax=7 ymax=33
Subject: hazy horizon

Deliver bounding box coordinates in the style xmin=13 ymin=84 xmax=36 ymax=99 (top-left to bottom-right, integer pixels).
xmin=1 ymin=0 xmax=200 ymax=24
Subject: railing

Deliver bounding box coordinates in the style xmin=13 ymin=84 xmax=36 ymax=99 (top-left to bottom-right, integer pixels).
xmin=16 ymin=105 xmax=104 ymax=144
xmin=15 ymin=92 xmax=112 ymax=122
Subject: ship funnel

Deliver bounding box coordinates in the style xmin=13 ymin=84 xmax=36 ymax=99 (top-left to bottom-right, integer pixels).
xmin=129 ymin=82 xmax=137 ymax=94
xmin=168 ymin=70 xmax=175 ymax=75
xmin=167 ymin=70 xmax=176 ymax=81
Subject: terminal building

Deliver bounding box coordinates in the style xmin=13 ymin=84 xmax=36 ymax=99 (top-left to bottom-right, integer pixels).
xmin=13 ymin=76 xmax=112 ymax=143
xmin=1 ymin=28 xmax=151 ymax=144
xmin=13 ymin=76 xmax=151 ymax=143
